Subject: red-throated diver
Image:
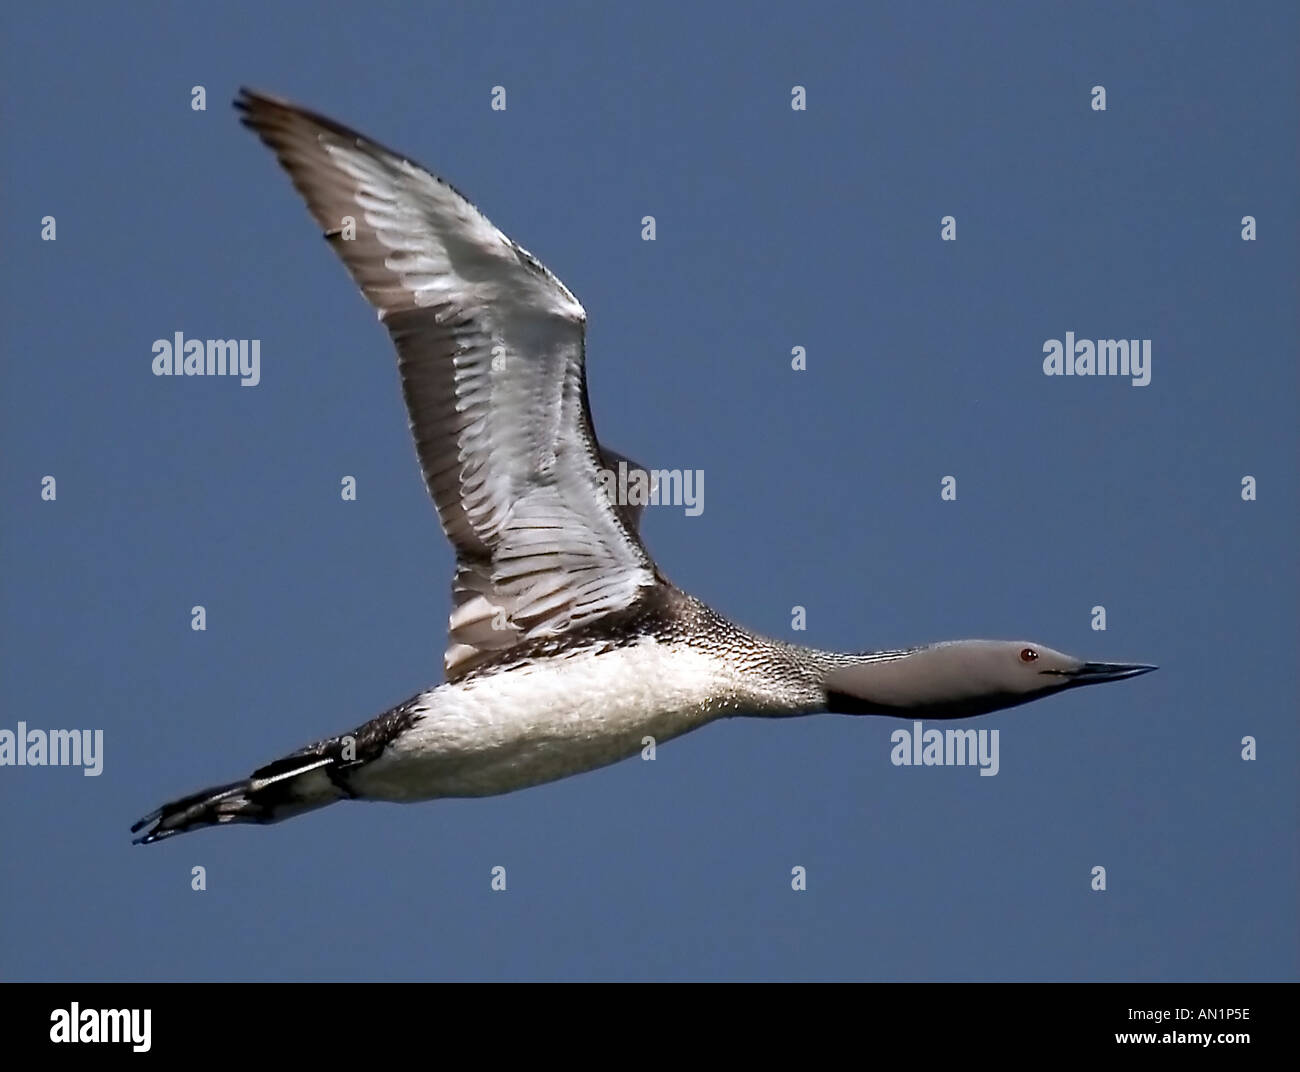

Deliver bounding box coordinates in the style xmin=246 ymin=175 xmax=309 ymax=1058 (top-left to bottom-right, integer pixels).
xmin=131 ymin=89 xmax=1156 ymax=844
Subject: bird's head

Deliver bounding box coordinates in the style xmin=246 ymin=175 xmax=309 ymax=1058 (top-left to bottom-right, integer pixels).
xmin=823 ymin=640 xmax=1157 ymax=719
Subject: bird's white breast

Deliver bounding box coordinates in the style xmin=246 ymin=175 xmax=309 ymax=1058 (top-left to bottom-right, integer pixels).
xmin=352 ymin=638 xmax=750 ymax=800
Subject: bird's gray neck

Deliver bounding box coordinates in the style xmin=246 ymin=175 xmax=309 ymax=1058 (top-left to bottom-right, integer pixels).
xmin=692 ymin=606 xmax=915 ymax=717
xmin=757 ymin=641 xmax=919 ymax=715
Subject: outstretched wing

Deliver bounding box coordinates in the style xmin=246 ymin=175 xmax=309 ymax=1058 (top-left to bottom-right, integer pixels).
xmin=237 ymin=88 xmax=659 ymax=680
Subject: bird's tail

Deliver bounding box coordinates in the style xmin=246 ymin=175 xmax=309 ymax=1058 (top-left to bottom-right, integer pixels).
xmin=131 ymin=746 xmax=348 ymax=845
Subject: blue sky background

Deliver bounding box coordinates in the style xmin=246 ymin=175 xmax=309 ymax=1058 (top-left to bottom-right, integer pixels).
xmin=2 ymin=1 xmax=1295 ymax=982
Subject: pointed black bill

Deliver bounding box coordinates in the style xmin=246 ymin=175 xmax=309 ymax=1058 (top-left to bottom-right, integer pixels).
xmin=1065 ymin=661 xmax=1158 ymax=684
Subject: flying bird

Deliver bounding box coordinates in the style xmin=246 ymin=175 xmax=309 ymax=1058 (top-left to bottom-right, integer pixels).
xmin=132 ymin=89 xmax=1156 ymax=844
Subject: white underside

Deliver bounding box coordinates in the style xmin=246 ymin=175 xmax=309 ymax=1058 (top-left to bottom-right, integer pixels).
xmin=350 ymin=638 xmax=756 ymax=801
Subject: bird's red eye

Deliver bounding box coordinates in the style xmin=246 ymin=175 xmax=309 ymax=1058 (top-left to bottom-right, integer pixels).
xmin=1020 ymin=648 xmax=1038 ymax=662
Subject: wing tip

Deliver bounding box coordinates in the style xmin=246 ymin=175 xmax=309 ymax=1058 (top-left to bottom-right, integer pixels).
xmin=232 ymin=85 xmax=366 ymax=149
